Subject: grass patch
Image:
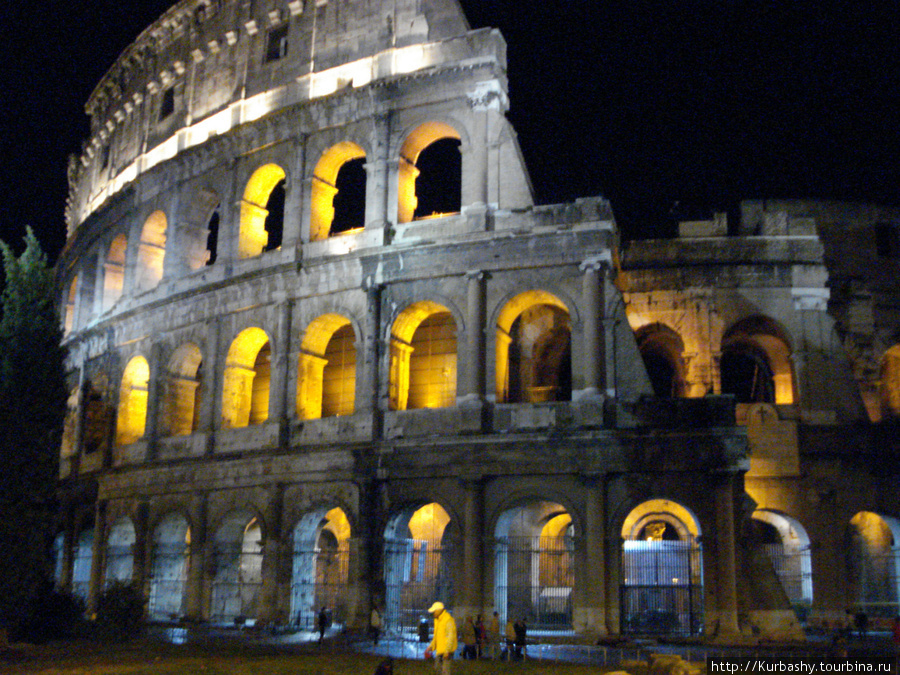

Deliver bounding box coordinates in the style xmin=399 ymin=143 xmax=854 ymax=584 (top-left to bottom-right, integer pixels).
xmin=0 ymin=640 xmax=613 ymax=675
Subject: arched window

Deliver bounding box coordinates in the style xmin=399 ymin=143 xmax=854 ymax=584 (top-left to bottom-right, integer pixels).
xmin=105 ymin=518 xmax=136 ymax=586
xmin=63 ymin=275 xmax=78 ymax=333
xmin=239 ymin=164 xmax=287 ymax=258
xmin=752 ymin=510 xmax=813 ymax=607
xmin=205 ymin=208 xmax=220 ymax=266
xmin=297 ymin=315 xmax=356 ymax=420
xmin=222 ymin=328 xmax=271 ymax=428
xmin=496 ymin=292 xmax=571 ymax=403
xmin=148 ymin=513 xmax=190 ymax=621
xmin=115 ymin=356 xmax=150 ymax=445
xmin=103 ymin=235 xmax=127 ymax=310
xmin=310 ymin=143 xmax=366 ymax=241
xmin=848 ymin=512 xmax=900 ymax=612
xmin=211 ymin=511 xmax=263 ymax=624
xmin=879 ymin=345 xmax=900 ymax=418
xmin=291 ymin=507 xmax=351 ymax=629
xmin=398 ymin=122 xmax=462 ymax=224
xmin=636 ymin=323 xmax=686 ymax=398
xmin=163 ymin=343 xmax=203 ymax=436
xmin=135 ymin=211 xmax=167 ymax=293
xmin=389 ymin=302 xmax=457 ymax=410
xmin=720 ymin=316 xmax=793 ymax=405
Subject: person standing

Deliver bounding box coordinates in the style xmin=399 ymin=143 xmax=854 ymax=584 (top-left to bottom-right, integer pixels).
xmin=369 ymin=605 xmax=382 ymax=645
xmin=487 ymin=611 xmax=500 ymax=660
xmin=317 ymin=606 xmax=328 ymax=645
xmin=426 ymin=602 xmax=457 ymax=674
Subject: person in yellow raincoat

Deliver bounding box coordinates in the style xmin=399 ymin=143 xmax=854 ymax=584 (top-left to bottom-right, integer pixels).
xmin=425 ymin=602 xmax=457 ymax=674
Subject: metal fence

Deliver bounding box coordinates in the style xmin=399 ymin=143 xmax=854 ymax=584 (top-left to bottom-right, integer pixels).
xmin=621 ymin=539 xmax=703 ymax=636
xmin=848 ymin=547 xmax=900 ymax=618
xmin=384 ymin=537 xmax=453 ymax=634
xmin=495 ymin=535 xmax=574 ymax=629
xmin=148 ymin=543 xmax=187 ymax=621
xmin=210 ymin=542 xmax=262 ymax=624
xmin=290 ymin=545 xmax=350 ymax=629
xmin=762 ymin=543 xmax=812 ymax=606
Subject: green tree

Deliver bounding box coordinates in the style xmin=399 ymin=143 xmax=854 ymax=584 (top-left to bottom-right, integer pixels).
xmin=0 ymin=227 xmax=68 ymax=636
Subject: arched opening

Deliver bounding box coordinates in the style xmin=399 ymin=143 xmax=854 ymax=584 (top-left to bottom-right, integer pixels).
xmin=621 ymin=499 xmax=703 ymax=636
xmin=148 ymin=513 xmax=190 ymax=621
xmin=105 ymin=517 xmax=136 ymax=587
xmin=383 ymin=502 xmax=454 ymax=634
xmin=879 ymin=345 xmax=900 ymax=418
xmin=398 ymin=122 xmax=462 ymax=224
xmin=720 ymin=316 xmax=793 ymax=405
xmin=239 ymin=164 xmax=287 ymax=258
xmin=310 ymin=142 xmax=366 ymax=241
xmin=636 ymin=323 xmax=686 ymax=398
xmin=115 ymin=356 xmax=149 ymax=446
xmin=290 ymin=507 xmax=351 ymax=629
xmin=103 ymin=235 xmax=127 ymax=310
xmin=496 ymin=291 xmax=571 ymax=403
xmin=71 ymin=524 xmax=94 ymax=601
xmin=848 ymin=511 xmax=900 ymax=618
xmin=53 ymin=532 xmax=65 ymax=587
xmin=494 ymin=501 xmax=574 ymax=631
xmin=135 ymin=211 xmax=167 ymax=293
xmin=297 ymin=315 xmax=356 ymax=420
xmin=162 ymin=343 xmax=203 ymax=437
xmin=64 ymin=275 xmax=77 ymax=333
xmin=210 ymin=511 xmax=263 ymax=625
xmin=205 ymin=207 xmax=220 ymax=266
xmin=84 ymin=377 xmax=111 ymax=454
xmin=752 ymin=510 xmax=813 ymax=611
xmin=221 ymin=328 xmax=271 ymax=428
xmin=61 ymin=387 xmax=79 ymax=460
xmin=389 ymin=302 xmax=457 ymax=411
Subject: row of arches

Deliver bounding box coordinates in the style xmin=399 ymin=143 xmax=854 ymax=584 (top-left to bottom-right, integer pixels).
xmin=64 ymin=122 xmax=463 ymax=334
xmin=106 ymin=291 xmax=573 ymax=446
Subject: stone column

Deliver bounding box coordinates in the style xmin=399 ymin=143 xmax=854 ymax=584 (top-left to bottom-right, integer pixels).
xmin=199 ymin=317 xmax=222 ymax=453
xmin=578 ymin=476 xmax=607 ymax=635
xmin=184 ymin=493 xmax=208 ymax=621
xmin=601 ymin=268 xmax=618 ymax=397
xmin=459 ymin=478 xmax=485 ymax=619
xmin=269 ymin=301 xmax=293 ymax=433
xmin=281 ymin=137 xmax=305 ymax=252
xmin=144 ymin=341 xmax=163 ymax=459
xmin=59 ymin=507 xmax=76 ymax=591
xmin=604 ymin=528 xmax=621 ymax=634
xmin=259 ymin=484 xmax=285 ymax=625
xmin=358 ymin=284 xmax=383 ymax=431
xmin=461 ymin=271 xmax=486 ymax=405
xmin=365 ymin=114 xmax=391 ymax=242
xmin=87 ymin=500 xmax=108 ymax=614
xmin=714 ymin=475 xmax=739 ymax=636
xmin=352 ymin=479 xmax=381 ymax=628
xmin=131 ymin=502 xmax=149 ymax=596
xmin=577 ymin=257 xmax=608 ymax=400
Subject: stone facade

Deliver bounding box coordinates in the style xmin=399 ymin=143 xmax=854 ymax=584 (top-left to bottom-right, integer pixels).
xmin=54 ymin=0 xmax=900 ymax=641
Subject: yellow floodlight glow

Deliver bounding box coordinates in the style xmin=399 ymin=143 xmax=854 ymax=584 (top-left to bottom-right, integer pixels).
xmin=239 ymin=164 xmax=286 ymax=258
xmin=115 ymin=356 xmax=150 ymax=446
xmin=310 ymin=142 xmax=366 ymax=241
xmin=222 ymin=327 xmax=271 ymax=428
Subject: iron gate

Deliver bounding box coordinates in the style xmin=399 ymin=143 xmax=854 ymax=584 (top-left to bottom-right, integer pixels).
xmin=148 ymin=542 xmax=187 ymax=621
xmin=104 ymin=544 xmax=134 ymax=586
xmin=290 ymin=544 xmax=350 ymax=629
xmin=210 ymin=542 xmax=262 ymax=623
xmin=384 ymin=537 xmax=453 ymax=634
xmin=849 ymin=547 xmax=900 ymax=618
xmin=763 ymin=543 xmax=812 ymax=606
xmin=495 ymin=535 xmax=574 ymax=629
xmin=621 ymin=539 xmax=703 ymax=636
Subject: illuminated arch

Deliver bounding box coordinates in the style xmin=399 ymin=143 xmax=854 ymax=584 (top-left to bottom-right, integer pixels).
xmin=115 ymin=355 xmax=150 ymax=445
xmin=135 ymin=211 xmax=167 ymax=293
xmin=752 ymin=509 xmax=813 ymax=605
xmin=105 ymin=517 xmax=136 ymax=585
xmin=495 ymin=291 xmax=571 ymax=403
xmin=162 ymin=343 xmax=203 ymax=437
xmin=389 ymin=301 xmax=457 ymax=411
xmin=103 ymin=235 xmax=127 ymax=310
xmin=221 ymin=328 xmax=271 ymax=428
xmin=383 ymin=502 xmax=454 ymax=632
xmin=398 ymin=122 xmax=462 ymax=224
xmin=720 ymin=316 xmax=794 ymax=404
xmin=239 ymin=164 xmax=286 ymax=258
xmin=148 ymin=513 xmax=190 ymax=620
xmin=297 ymin=314 xmax=356 ymax=420
xmin=291 ymin=506 xmax=351 ymax=629
xmin=848 ymin=511 xmax=900 ymax=610
xmin=63 ymin=275 xmax=77 ymax=333
xmin=310 ymin=142 xmax=366 ymax=241
xmin=210 ymin=510 xmax=263 ymax=624
xmin=494 ymin=500 xmax=574 ymax=629
xmin=636 ymin=323 xmax=686 ymax=398
xmin=620 ymin=499 xmax=703 ymax=636
xmin=879 ymin=344 xmax=900 ymax=418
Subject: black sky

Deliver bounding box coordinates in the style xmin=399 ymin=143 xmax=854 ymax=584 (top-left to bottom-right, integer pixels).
xmin=1 ymin=1 xmax=898 ymax=259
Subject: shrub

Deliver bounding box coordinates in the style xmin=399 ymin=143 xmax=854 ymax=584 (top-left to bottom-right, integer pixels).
xmin=95 ymin=582 xmax=145 ymax=641
xmin=12 ymin=584 xmax=86 ymax=643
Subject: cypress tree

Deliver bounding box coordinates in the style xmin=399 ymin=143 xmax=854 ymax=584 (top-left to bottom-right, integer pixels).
xmin=0 ymin=227 xmax=68 ymax=636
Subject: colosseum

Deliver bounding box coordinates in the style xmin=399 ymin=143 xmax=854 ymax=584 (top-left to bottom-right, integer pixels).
xmin=54 ymin=0 xmax=900 ymax=641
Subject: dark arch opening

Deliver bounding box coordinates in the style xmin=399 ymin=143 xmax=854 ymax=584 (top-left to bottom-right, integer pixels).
xmin=206 ymin=209 xmax=219 ymax=265
xmin=264 ymin=179 xmax=286 ymax=251
xmin=331 ymin=157 xmax=366 ymax=234
xmin=414 ymin=138 xmax=462 ymax=219
xmin=720 ymin=346 xmax=775 ymax=403
xmin=642 ymin=350 xmax=678 ymax=398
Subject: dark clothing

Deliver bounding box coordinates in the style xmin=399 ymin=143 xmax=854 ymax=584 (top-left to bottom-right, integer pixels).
xmin=374 ymin=658 xmax=394 ymax=675
xmin=513 ymin=620 xmax=527 ymax=659
xmin=317 ymin=608 xmax=328 ymax=643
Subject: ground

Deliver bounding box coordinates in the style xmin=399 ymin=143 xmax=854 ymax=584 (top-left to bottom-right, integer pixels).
xmin=0 ymin=640 xmax=615 ymax=675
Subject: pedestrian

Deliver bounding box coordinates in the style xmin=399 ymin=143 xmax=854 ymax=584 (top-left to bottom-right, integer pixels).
xmin=461 ymin=616 xmax=477 ymax=659
xmin=504 ymin=619 xmax=515 ymax=661
xmin=487 ymin=611 xmax=500 ymax=660
xmin=854 ymin=610 xmax=868 ymax=640
xmin=418 ymin=615 xmax=430 ymax=643
xmin=317 ymin=606 xmax=328 ymax=644
xmin=425 ymin=601 xmax=457 ymax=675
xmin=369 ymin=604 xmax=382 ymax=645
xmin=513 ymin=617 xmax=527 ymax=660
xmin=475 ymin=614 xmax=485 ymax=659
xmin=373 ymin=657 xmax=394 ymax=675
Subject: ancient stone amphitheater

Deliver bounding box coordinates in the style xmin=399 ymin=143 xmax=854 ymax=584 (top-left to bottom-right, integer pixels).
xmin=54 ymin=0 xmax=900 ymax=641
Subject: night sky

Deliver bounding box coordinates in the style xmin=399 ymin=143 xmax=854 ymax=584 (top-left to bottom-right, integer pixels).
xmin=1 ymin=1 xmax=897 ymax=260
